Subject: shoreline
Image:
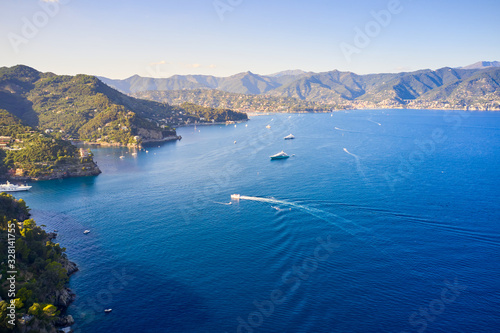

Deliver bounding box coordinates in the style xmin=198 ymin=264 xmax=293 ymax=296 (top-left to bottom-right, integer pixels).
xmin=241 ymin=107 xmax=500 ymax=115
xmin=73 ymin=135 xmax=182 ymax=148
xmin=175 ymin=119 xmax=249 ymax=128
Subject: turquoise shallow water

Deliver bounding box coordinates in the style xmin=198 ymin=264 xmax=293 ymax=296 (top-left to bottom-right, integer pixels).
xmin=15 ymin=110 xmax=500 ymax=332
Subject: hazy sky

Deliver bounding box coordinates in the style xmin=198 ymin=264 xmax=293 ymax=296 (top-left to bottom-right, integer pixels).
xmin=1 ymin=0 xmax=499 ymax=78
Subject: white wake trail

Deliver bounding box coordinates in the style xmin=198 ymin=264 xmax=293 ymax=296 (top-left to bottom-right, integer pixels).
xmin=367 ymin=119 xmax=382 ymax=126
xmin=238 ymin=195 xmax=371 ymax=236
xmin=234 ymin=195 xmax=420 ymax=276
xmin=343 ymin=148 xmax=367 ymax=180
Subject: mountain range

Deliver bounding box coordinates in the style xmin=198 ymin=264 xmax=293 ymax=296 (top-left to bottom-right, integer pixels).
xmin=99 ymin=62 xmax=500 ymax=111
xmin=0 ymin=65 xmax=247 ymax=146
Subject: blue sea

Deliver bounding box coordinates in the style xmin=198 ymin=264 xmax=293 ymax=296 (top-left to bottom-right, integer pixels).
xmin=15 ymin=110 xmax=500 ymax=332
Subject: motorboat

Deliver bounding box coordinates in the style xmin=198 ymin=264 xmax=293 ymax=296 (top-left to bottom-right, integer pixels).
xmin=0 ymin=181 xmax=32 ymax=192
xmin=270 ymin=151 xmax=290 ymax=160
xmin=284 ymin=134 xmax=295 ymax=140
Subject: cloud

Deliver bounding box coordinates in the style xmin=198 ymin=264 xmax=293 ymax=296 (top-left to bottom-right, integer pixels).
xmin=191 ymin=64 xmax=201 ymax=68
xmin=209 ymin=64 xmax=217 ymax=68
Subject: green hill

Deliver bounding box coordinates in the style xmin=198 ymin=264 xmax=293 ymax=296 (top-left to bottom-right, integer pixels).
xmin=0 ymin=65 xmax=248 ymax=146
xmin=0 ymin=194 xmax=77 ymax=332
xmin=0 ymin=109 xmax=101 ymax=179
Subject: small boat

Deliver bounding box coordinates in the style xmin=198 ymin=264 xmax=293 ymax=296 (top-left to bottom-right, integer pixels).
xmin=284 ymin=134 xmax=295 ymax=140
xmin=266 ymin=125 xmax=271 ymax=129
xmin=270 ymin=151 xmax=290 ymax=160
xmin=234 ymin=141 xmax=237 ymax=144
xmin=83 ymin=230 xmax=90 ymax=234
xmin=230 ymin=194 xmax=240 ymax=200
xmin=119 ymin=156 xmax=125 ymax=159
xmin=104 ymin=309 xmax=112 ymax=313
xmin=0 ymin=181 xmax=32 ymax=192
xmin=131 ymin=152 xmax=137 ymax=156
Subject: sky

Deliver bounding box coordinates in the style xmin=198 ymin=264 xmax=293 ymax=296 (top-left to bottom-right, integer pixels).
xmin=1 ymin=0 xmax=499 ymax=79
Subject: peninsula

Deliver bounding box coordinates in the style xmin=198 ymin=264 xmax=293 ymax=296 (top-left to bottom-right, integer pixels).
xmin=0 ymin=65 xmax=248 ymax=147
xmin=0 ymin=194 xmax=78 ymax=333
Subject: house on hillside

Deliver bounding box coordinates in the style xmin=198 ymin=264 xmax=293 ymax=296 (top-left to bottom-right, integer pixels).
xmin=0 ymin=136 xmax=12 ymax=149
xmin=79 ymin=148 xmax=90 ymax=158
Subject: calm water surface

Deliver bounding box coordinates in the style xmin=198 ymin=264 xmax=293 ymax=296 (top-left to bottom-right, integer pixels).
xmin=16 ymin=110 xmax=500 ymax=332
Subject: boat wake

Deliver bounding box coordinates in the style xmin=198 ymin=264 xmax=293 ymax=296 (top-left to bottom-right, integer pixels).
xmin=232 ymin=194 xmax=428 ymax=277
xmin=234 ymin=195 xmax=391 ymax=247
xmin=214 ymin=201 xmax=232 ymax=205
xmin=343 ymin=148 xmax=367 ymax=179
xmin=334 ymin=127 xmax=366 ymax=133
xmin=367 ymin=119 xmax=382 ymax=126
xmin=271 ymin=205 xmax=290 ymax=212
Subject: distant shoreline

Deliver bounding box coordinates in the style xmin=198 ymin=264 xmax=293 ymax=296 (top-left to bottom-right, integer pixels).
xmin=241 ymin=107 xmax=500 ymax=114
xmin=73 ymin=135 xmax=181 ymax=148
xmin=175 ymin=119 xmax=249 ymax=128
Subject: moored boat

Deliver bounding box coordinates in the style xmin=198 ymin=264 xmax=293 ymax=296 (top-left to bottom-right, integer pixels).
xmin=270 ymin=151 xmax=290 ymax=160
xmin=0 ymin=181 xmax=32 ymax=192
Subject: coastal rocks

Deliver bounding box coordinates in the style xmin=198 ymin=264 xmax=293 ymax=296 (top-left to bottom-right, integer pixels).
xmin=55 ymin=315 xmax=75 ymax=327
xmin=136 ymin=127 xmax=164 ymax=140
xmin=20 ymin=317 xmax=58 ymax=333
xmin=136 ymin=127 xmax=181 ymax=143
xmin=53 ymin=287 xmax=76 ymax=308
xmin=141 ymin=134 xmax=182 ymax=143
xmin=9 ymin=160 xmax=102 ymax=181
xmin=62 ymin=260 xmax=79 ymax=276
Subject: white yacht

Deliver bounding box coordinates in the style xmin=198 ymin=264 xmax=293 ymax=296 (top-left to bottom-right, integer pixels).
xmin=284 ymin=134 xmax=295 ymax=140
xmin=0 ymin=181 xmax=32 ymax=192
xmin=270 ymin=151 xmax=290 ymax=160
